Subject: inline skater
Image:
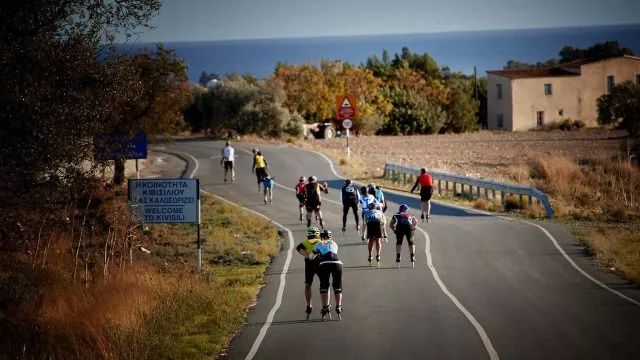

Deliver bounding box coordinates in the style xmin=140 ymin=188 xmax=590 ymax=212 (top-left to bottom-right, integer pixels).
xmin=390 ymin=204 xmax=418 ymax=268
xmin=374 ymin=185 xmax=387 ymax=213
xmin=304 ymin=176 xmax=329 ymax=228
xmin=262 ymin=173 xmax=275 ymax=204
xmin=313 ymin=229 xmax=343 ymax=320
xmin=251 ymin=149 xmax=268 ymax=192
xmin=341 ymin=179 xmax=359 ymax=232
xmin=295 ymin=226 xmax=322 ymax=320
xmin=358 ymin=186 xmax=377 ymax=241
xmin=410 ymin=168 xmax=433 ymax=222
xmin=364 ymin=202 xmax=386 ymax=266
xmin=295 ymin=176 xmax=307 ymax=222
xmin=220 ymin=140 xmax=235 ymax=183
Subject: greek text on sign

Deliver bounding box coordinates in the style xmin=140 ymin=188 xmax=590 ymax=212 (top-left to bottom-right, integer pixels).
xmin=336 ymin=95 xmax=357 ymax=120
xmin=128 ymin=179 xmax=200 ymax=224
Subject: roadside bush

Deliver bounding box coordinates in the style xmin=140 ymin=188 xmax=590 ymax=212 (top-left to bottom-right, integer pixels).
xmin=542 ymin=118 xmax=586 ymax=131
xmin=472 ymin=198 xmax=488 ymax=210
xmin=504 ymin=195 xmax=522 ymax=211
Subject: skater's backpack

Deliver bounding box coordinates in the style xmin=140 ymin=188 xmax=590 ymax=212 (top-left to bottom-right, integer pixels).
xmin=305 ymin=182 xmax=321 ymax=203
xmin=395 ymin=212 xmax=413 ymax=227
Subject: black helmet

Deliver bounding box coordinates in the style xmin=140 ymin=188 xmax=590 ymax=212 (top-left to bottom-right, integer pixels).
xmin=399 ymin=204 xmax=408 ymax=212
xmin=345 ymin=179 xmax=351 ymax=185
xmin=420 ymin=168 xmax=427 ymax=174
xmin=360 ymin=186 xmax=368 ymax=194
xmin=320 ymin=229 xmax=332 ymax=240
xmin=309 ymin=176 xmax=317 ymax=182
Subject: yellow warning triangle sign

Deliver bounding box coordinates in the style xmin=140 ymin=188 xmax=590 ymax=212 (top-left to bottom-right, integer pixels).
xmin=340 ymin=97 xmax=353 ymax=108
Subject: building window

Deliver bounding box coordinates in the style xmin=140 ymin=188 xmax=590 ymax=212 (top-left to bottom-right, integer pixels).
xmin=544 ymin=83 xmax=552 ymax=95
xmin=497 ymin=114 xmax=504 ymax=128
xmin=536 ymin=111 xmax=544 ymax=127
xmin=607 ymin=75 xmax=615 ymax=94
xmin=496 ymin=84 xmax=503 ymax=99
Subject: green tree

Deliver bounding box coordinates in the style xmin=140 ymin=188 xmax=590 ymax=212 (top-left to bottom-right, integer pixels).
xmin=560 ymin=41 xmax=634 ymax=63
xmin=443 ymin=78 xmax=479 ymax=133
xmin=597 ymin=81 xmax=640 ymax=137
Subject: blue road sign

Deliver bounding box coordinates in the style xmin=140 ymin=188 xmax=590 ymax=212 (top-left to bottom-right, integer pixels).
xmin=128 ymin=179 xmax=200 ymax=224
xmin=94 ymin=131 xmax=148 ymax=160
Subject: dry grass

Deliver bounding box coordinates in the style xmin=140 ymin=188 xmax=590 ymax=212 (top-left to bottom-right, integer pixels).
xmin=584 ymin=225 xmax=640 ymax=283
xmin=0 ymin=192 xmax=281 ymax=359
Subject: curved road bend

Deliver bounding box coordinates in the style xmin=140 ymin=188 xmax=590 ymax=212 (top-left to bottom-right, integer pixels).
xmin=163 ymin=140 xmax=640 ymax=360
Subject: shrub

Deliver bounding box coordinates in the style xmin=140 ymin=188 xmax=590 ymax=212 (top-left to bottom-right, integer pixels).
xmin=504 ymin=195 xmax=522 ymax=211
xmin=472 ymin=198 xmax=488 ymax=210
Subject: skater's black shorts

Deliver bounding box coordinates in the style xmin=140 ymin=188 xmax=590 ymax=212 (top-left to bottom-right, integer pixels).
xmin=395 ymin=226 xmax=415 ymax=246
xmin=420 ymin=186 xmax=433 ymax=202
xmin=318 ymin=262 xmax=343 ymax=294
xmin=296 ymin=194 xmax=306 ymax=207
xmin=304 ymin=258 xmax=318 ymax=285
xmin=342 ymin=200 xmax=358 ymax=216
xmin=255 ymin=167 xmax=267 ymax=183
xmin=306 ymin=200 xmax=320 ymax=212
xmin=366 ymin=220 xmax=383 ymax=240
xmin=223 ymin=160 xmax=234 ymax=171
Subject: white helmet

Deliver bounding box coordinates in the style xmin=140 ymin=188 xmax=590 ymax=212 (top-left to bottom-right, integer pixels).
xmin=309 ymin=176 xmax=317 ymax=182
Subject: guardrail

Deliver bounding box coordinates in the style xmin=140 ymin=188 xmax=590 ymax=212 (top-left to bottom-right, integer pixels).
xmin=384 ymin=162 xmax=554 ymax=219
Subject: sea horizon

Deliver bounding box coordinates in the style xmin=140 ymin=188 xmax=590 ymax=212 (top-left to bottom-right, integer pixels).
xmin=121 ymin=23 xmax=640 ymax=80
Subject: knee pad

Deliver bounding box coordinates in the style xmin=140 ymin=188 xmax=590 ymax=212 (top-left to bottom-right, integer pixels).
xmin=333 ymin=287 xmax=343 ymax=294
xmin=319 ymin=288 xmax=329 ymax=294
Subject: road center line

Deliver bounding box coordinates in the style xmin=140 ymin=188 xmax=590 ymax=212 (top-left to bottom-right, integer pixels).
xmin=180 ymin=150 xmax=296 ymax=360
xmin=304 ymin=147 xmax=500 ymax=359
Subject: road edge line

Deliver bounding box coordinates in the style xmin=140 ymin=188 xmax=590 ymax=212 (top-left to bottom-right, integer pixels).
xmin=180 ymin=150 xmax=296 ymax=360
xmin=305 ymin=147 xmax=639 ymax=307
xmin=499 ymin=216 xmax=640 ymax=306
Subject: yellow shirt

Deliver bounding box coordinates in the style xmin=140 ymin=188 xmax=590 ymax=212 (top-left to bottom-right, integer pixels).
xmin=255 ymin=154 xmax=266 ymax=168
xmin=298 ymin=237 xmax=321 ymax=255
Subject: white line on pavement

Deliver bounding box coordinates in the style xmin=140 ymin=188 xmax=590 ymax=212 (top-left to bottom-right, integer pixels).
xmin=306 ymin=147 xmax=640 ymax=307
xmin=180 ymin=150 xmax=296 ymax=360
xmin=416 ymin=227 xmax=499 ymax=359
xmin=499 ymin=216 xmax=640 ymax=307
xmin=306 ymin=147 xmax=500 ymax=359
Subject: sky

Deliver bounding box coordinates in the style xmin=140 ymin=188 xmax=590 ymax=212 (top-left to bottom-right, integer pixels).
xmin=136 ymin=0 xmax=640 ymax=42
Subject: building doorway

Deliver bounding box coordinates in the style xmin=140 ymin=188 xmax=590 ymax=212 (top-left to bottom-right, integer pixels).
xmin=536 ymin=111 xmax=545 ymax=127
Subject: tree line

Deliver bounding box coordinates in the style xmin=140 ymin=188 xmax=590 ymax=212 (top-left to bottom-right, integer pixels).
xmin=186 ymin=47 xmax=484 ymax=137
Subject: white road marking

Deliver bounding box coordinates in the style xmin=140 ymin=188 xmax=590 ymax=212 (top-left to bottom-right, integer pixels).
xmin=416 ymin=227 xmax=500 ymax=359
xmin=305 ymin=147 xmax=640 ymax=307
xmin=305 ymin=147 xmax=500 ymax=359
xmin=499 ymin=217 xmax=640 ymax=307
xmin=180 ymin=150 xmax=296 ymax=360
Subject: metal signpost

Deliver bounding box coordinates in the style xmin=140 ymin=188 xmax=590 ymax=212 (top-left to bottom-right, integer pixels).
xmin=336 ymin=95 xmax=357 ymax=157
xmin=128 ymin=179 xmax=203 ymax=268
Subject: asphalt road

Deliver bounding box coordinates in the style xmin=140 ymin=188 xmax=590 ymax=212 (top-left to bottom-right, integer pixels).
xmin=162 ymin=140 xmax=640 ymax=360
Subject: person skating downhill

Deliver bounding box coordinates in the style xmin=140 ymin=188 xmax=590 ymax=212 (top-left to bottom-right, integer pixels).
xmin=312 ymin=229 xmax=343 ymax=320
xmin=295 ymin=226 xmax=322 ymax=320
xmin=304 ymin=176 xmax=329 ymax=228
xmin=340 ymin=179 xmax=359 ymax=232
xmin=410 ymin=168 xmax=433 ymax=222
xmin=390 ymin=204 xmax=419 ymax=268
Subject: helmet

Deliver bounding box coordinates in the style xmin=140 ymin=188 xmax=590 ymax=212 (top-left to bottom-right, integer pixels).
xmin=420 ymin=168 xmax=427 ymax=174
xmin=307 ymin=226 xmax=320 ymax=237
xmin=299 ymin=176 xmax=306 ymax=182
xmin=368 ymin=202 xmax=376 ymax=210
xmin=399 ymin=204 xmax=408 ymax=212
xmin=309 ymin=176 xmax=317 ymax=182
xmin=375 ymin=185 xmax=381 ymax=190
xmin=320 ymin=229 xmax=332 ymax=240
xmin=360 ymin=186 xmax=367 ymax=193
xmin=345 ymin=179 xmax=351 ymax=185
xmin=252 ymin=148 xmax=259 ymax=153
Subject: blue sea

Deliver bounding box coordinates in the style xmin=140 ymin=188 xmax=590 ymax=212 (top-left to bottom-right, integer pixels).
xmin=124 ymin=24 xmax=640 ymax=81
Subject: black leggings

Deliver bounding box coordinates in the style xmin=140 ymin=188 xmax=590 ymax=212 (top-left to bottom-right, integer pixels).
xmin=318 ymin=262 xmax=343 ymax=294
xmin=395 ymin=228 xmax=415 ymax=246
xmin=342 ymin=201 xmax=359 ymax=227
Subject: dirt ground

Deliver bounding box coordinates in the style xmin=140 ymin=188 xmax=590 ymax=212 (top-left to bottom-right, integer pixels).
xmin=297 ymin=129 xmax=631 ymax=183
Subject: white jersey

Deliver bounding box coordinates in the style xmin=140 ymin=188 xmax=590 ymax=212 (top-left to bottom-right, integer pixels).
xmin=359 ymin=194 xmax=377 ymax=210
xmin=222 ymin=146 xmax=235 ymax=161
